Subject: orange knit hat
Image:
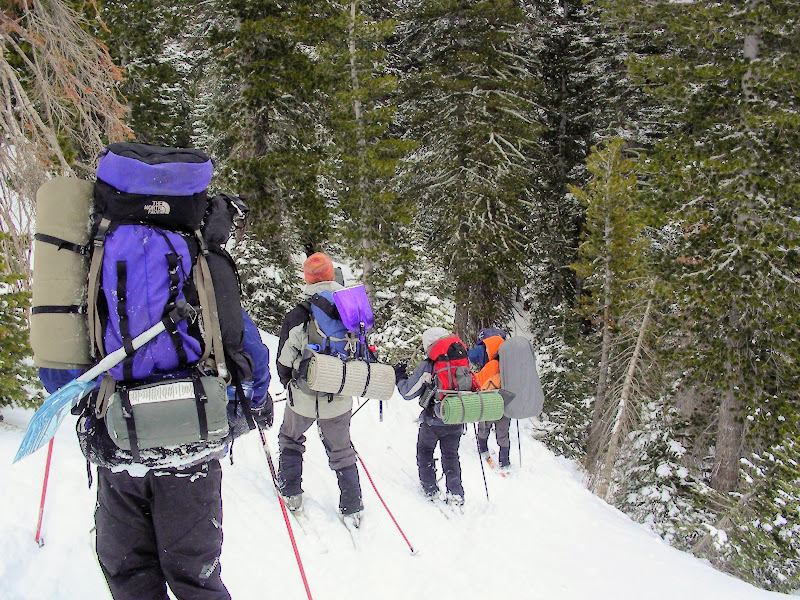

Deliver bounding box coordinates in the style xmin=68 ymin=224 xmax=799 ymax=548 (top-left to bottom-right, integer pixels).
xmin=303 ymin=252 xmax=335 ymax=284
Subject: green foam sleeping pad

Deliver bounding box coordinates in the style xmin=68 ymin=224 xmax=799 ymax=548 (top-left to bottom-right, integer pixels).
xmin=437 ymin=390 xmax=505 ymax=425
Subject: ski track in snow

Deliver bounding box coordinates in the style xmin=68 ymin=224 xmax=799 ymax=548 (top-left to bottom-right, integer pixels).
xmin=0 ymin=332 xmax=790 ymax=600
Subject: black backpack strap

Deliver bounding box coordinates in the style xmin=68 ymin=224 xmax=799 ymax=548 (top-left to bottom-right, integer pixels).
xmin=31 ymin=304 xmax=87 ymax=315
xmin=308 ymin=293 xmax=340 ymax=320
xmin=34 ymin=232 xmax=90 ymax=256
xmin=361 ymin=362 xmax=372 ymax=397
xmin=119 ymin=388 xmax=141 ymax=463
xmin=337 ymin=361 xmax=348 ymax=395
xmin=191 ymin=376 xmax=210 ymax=441
xmin=115 ymin=260 xmax=135 ymax=381
xmin=162 ymin=252 xmax=189 ymax=367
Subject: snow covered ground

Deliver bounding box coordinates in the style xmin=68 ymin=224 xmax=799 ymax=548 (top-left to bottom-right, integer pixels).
xmin=0 ymin=332 xmax=790 ymax=600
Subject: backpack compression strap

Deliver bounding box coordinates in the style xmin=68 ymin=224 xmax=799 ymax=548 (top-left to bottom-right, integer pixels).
xmin=193 ymin=231 xmax=228 ymax=381
xmin=30 ymin=233 xmax=90 ymax=316
xmin=119 ymin=387 xmax=142 ymax=463
xmin=87 ymin=218 xmax=112 ymax=358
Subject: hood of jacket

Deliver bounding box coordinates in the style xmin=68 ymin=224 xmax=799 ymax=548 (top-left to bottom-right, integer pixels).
xmin=483 ymin=335 xmax=505 ymax=361
xmin=303 ymin=279 xmax=344 ymax=298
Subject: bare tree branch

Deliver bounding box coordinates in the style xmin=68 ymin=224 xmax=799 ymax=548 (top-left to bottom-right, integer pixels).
xmin=0 ymin=0 xmax=130 ymax=286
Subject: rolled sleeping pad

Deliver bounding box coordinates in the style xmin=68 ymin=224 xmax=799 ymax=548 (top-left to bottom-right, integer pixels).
xmin=499 ymin=336 xmax=545 ymax=418
xmin=437 ymin=390 xmax=505 ymax=425
xmin=304 ymin=351 xmax=395 ymax=401
xmin=30 ymin=177 xmax=94 ymax=369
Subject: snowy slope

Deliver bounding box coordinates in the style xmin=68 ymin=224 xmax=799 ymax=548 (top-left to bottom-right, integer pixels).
xmin=0 ymin=332 xmax=790 ymax=600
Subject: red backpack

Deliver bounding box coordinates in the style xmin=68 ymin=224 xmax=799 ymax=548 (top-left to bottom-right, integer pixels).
xmin=428 ymin=335 xmax=478 ymax=400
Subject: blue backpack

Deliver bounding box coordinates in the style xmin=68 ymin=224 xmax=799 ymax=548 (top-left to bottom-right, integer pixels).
xmin=306 ymin=291 xmax=372 ymax=360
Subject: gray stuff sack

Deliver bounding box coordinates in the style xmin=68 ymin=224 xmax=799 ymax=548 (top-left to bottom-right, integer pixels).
xmin=105 ymin=376 xmax=229 ymax=452
xmin=498 ymin=336 xmax=545 ymax=419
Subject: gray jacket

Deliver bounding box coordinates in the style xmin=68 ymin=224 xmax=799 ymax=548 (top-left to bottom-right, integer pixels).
xmin=276 ymin=280 xmax=354 ymax=420
xmin=396 ymin=359 xmax=450 ymax=426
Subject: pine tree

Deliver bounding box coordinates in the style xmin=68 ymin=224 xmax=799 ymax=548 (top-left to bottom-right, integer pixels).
xmin=207 ymin=0 xmax=338 ymax=312
xmin=622 ymin=0 xmax=800 ymax=494
xmin=569 ymin=139 xmax=655 ymax=491
xmin=99 ymin=0 xmax=198 ymax=146
xmin=396 ymin=0 xmax=545 ymax=340
xmin=368 ymin=234 xmax=455 ymax=364
xmin=597 ymin=0 xmax=800 ymax=587
xmin=232 ymin=235 xmax=300 ymax=334
xmin=0 ymin=245 xmax=39 ymax=409
xmin=519 ymin=0 xmax=595 ymax=337
xmin=318 ymin=1 xmax=417 ymax=308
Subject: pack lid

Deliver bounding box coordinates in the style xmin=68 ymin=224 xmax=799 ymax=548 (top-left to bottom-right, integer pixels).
xmin=97 ymin=143 xmax=213 ymax=196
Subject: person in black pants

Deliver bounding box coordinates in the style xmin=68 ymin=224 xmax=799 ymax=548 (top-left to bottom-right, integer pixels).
xmin=395 ymin=327 xmax=467 ymax=505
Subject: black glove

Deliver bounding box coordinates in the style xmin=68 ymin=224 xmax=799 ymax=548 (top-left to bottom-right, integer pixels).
xmin=393 ymin=361 xmax=408 ymax=384
xmin=251 ymin=393 xmax=274 ymax=429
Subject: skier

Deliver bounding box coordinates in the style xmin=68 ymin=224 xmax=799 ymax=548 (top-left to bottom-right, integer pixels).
xmin=37 ymin=169 xmax=272 ymax=600
xmin=394 ymin=327 xmax=472 ymax=506
xmin=470 ymin=328 xmax=512 ymax=469
xmin=275 ymin=252 xmax=364 ymax=528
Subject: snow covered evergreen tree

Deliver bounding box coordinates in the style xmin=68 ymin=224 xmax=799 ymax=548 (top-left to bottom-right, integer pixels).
xmin=99 ymin=0 xmax=199 ymax=146
xmin=519 ymin=0 xmax=593 ymax=338
xmin=318 ymin=1 xmax=417 ymax=313
xmin=594 ymin=0 xmax=800 ymax=588
xmin=0 ymin=246 xmax=38 ymax=409
xmin=395 ymin=0 xmax=545 ymax=340
xmin=206 ymin=0 xmax=338 ymax=318
xmin=368 ymin=234 xmax=455 ymax=364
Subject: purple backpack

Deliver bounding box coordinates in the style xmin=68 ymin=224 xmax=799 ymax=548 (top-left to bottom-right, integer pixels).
xmin=306 ymin=285 xmax=375 ymax=361
xmin=87 ymin=143 xmax=216 ymax=382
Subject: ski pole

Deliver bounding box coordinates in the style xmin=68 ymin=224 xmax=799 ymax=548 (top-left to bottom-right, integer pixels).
xmin=256 ymin=426 xmax=314 ymax=600
xmin=473 ymin=424 xmax=490 ymax=501
xmin=34 ymin=438 xmax=54 ymax=547
xmin=516 ymin=419 xmax=522 ymax=467
xmin=352 ymin=445 xmax=417 ymax=555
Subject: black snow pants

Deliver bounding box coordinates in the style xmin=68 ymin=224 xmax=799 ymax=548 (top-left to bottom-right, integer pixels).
xmin=417 ymin=422 xmax=464 ymax=498
xmin=95 ymin=460 xmax=230 ymax=600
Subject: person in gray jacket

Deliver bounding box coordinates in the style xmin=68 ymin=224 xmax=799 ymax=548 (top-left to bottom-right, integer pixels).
xmin=395 ymin=327 xmax=467 ymax=505
xmin=275 ymin=252 xmax=364 ymax=528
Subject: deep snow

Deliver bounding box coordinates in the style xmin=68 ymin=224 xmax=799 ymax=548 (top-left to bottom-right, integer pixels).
xmin=0 ymin=332 xmax=790 ymax=600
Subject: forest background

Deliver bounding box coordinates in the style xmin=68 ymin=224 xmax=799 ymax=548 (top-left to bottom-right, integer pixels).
xmin=1 ymin=0 xmax=798 ymax=592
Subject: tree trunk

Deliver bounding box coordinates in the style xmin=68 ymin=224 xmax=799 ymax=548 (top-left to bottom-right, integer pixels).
xmin=586 ymin=211 xmax=614 ymax=464
xmin=347 ymin=0 xmax=376 ymax=301
xmin=709 ymin=7 xmax=761 ymax=494
xmin=595 ymin=295 xmax=653 ymax=499
xmin=711 ymin=345 xmax=744 ymax=492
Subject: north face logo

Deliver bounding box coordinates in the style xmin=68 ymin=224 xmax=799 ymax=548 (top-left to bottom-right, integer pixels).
xmin=144 ymin=201 xmax=170 ymax=215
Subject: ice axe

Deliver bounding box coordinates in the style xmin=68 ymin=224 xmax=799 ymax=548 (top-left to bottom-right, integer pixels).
xmin=13 ymin=301 xmax=192 ymax=463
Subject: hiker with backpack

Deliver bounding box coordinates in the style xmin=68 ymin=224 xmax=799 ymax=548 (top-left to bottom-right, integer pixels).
xmin=34 ymin=143 xmax=272 ymax=600
xmin=469 ymin=328 xmax=512 ymax=469
xmin=275 ymin=252 xmax=365 ymax=529
xmin=394 ymin=327 xmax=479 ymax=506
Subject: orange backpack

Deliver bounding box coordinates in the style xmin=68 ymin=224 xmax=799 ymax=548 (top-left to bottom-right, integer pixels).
xmin=476 ymin=335 xmax=505 ymax=390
